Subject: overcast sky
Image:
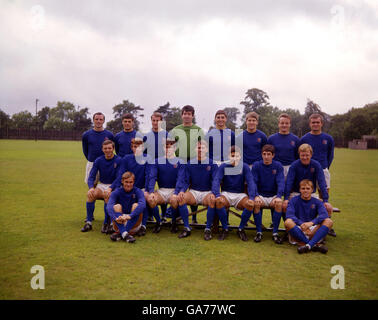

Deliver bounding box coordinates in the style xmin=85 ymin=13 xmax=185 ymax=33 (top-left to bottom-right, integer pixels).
xmin=0 ymin=0 xmax=377 ymax=132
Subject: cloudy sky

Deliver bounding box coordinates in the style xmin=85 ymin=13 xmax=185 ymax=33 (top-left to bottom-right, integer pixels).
xmin=1 ymin=0 xmax=377 ymax=132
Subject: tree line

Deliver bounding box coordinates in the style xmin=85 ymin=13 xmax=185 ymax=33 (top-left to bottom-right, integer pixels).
xmin=1 ymin=88 xmax=377 ymax=146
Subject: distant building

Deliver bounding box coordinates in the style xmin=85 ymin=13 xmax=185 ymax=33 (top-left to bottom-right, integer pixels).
xmin=349 ymin=135 xmax=377 ymax=150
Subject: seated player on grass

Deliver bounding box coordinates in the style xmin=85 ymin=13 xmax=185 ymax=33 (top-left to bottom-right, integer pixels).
xmin=283 ymin=143 xmax=334 ymax=237
xmin=113 ymin=137 xmax=159 ymax=236
xmin=81 ymin=140 xmax=122 ymax=234
xmin=250 ymin=144 xmax=285 ymax=244
xmin=284 ymin=179 xmax=333 ymax=254
xmin=212 ymin=146 xmax=258 ymax=241
xmin=146 ymin=138 xmax=184 ymax=235
xmin=175 ymin=140 xmax=218 ymax=240
xmin=107 ymin=171 xmax=146 ymax=243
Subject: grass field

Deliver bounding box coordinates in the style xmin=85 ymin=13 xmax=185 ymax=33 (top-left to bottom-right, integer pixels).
xmin=0 ymin=139 xmax=377 ymax=300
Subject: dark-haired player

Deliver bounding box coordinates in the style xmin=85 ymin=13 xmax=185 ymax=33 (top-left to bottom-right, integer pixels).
xmin=82 ymin=112 xmax=114 ymax=184
xmin=81 ymin=140 xmax=122 ymax=233
xmin=114 ymin=113 xmax=137 ymax=157
xmin=250 ymin=144 xmax=285 ymax=244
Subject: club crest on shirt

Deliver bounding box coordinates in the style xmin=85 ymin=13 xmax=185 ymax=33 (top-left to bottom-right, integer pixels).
xmin=322 ymin=139 xmax=328 ymax=145
xmin=206 ymin=166 xmax=211 ymax=171
xmin=291 ymin=140 xmax=295 ymax=146
xmin=173 ymin=164 xmax=178 ymax=168
xmin=310 ymin=167 xmax=315 ymax=173
xmin=311 ymin=204 xmax=315 ymax=209
xmin=132 ymin=194 xmax=135 ymax=199
xmin=114 ymin=163 xmax=117 ymax=168
xmin=272 ymin=169 xmax=277 ymax=175
xmin=257 ymin=138 xmax=261 ymax=143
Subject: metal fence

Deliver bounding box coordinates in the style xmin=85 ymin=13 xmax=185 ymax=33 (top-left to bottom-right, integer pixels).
xmin=0 ymin=127 xmax=84 ymax=140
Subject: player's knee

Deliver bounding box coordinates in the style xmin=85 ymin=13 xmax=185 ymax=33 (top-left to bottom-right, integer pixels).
xmin=323 ymin=218 xmax=333 ymax=228
xmin=215 ymin=198 xmax=224 ymax=209
xmin=170 ymin=197 xmax=178 ymax=209
xmin=275 ymin=199 xmax=283 ymax=211
xmin=147 ymin=199 xmax=156 ymax=208
xmin=207 ymin=198 xmax=215 ymax=209
xmin=113 ymin=204 xmax=122 ymax=213
xmin=178 ymin=197 xmax=186 ymax=206
xmin=86 ymin=191 xmax=95 ymax=202
xmin=245 ymin=201 xmax=254 ymax=211
xmin=284 ymin=218 xmax=295 ymax=230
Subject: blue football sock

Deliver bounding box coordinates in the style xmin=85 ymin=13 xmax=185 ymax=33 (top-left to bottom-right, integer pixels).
xmin=103 ymin=202 xmax=109 ymax=224
xmin=239 ymin=208 xmax=252 ymax=230
xmin=253 ymin=210 xmax=263 ymax=233
xmin=206 ymin=207 xmax=216 ymax=229
xmin=160 ymin=204 xmax=167 ymax=218
xmin=141 ymin=207 xmax=149 ymax=227
xmin=190 ymin=205 xmax=198 ymax=221
xmin=308 ymin=225 xmax=329 ymax=248
xmin=171 ymin=207 xmax=177 ymax=223
xmin=125 ymin=214 xmax=141 ymax=232
xmin=117 ymin=222 xmax=126 ymax=235
xmin=178 ymin=204 xmax=191 ymax=230
xmin=86 ymin=202 xmax=95 ymax=223
xmin=152 ymin=206 xmax=161 ymax=224
xmin=289 ymin=226 xmax=309 ymax=244
xmin=272 ymin=210 xmax=282 ymax=234
xmin=217 ymin=207 xmax=228 ymax=231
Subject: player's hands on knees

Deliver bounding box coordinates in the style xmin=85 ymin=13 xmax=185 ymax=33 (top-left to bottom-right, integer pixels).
xmin=88 ymin=188 xmax=96 ymax=198
xmin=148 ymin=193 xmax=155 ymax=202
xmin=254 ymin=196 xmax=262 ymax=207
xmin=271 ymin=197 xmax=280 ymax=207
xmin=103 ymin=188 xmax=112 ymax=200
xmin=246 ymin=199 xmax=255 ymax=208
xmin=178 ymin=192 xmax=185 ymax=203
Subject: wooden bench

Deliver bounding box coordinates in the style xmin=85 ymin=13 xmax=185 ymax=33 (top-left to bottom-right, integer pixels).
xmin=152 ymin=206 xmax=341 ymax=234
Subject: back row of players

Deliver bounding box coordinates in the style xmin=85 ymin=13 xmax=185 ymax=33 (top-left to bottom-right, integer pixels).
xmin=81 ymin=105 xmax=335 ymax=254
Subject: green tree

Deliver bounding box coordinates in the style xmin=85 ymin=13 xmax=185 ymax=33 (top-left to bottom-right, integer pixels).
xmin=0 ymin=108 xmax=11 ymax=129
xmin=43 ymin=101 xmax=91 ymax=131
xmin=34 ymin=106 xmax=50 ymax=129
xmin=240 ymin=88 xmax=270 ymax=124
xmin=223 ymin=107 xmax=240 ymax=131
xmin=72 ymin=106 xmax=92 ymax=131
xmin=301 ymin=99 xmax=331 ymax=134
xmin=155 ymin=103 xmax=182 ymax=131
xmin=281 ymin=108 xmax=304 ymax=137
xmin=44 ymin=101 xmax=76 ymax=130
xmin=255 ymin=105 xmax=282 ymax=136
xmin=240 ymin=88 xmax=271 ymax=130
xmin=106 ymin=100 xmax=144 ymax=132
xmin=11 ymin=110 xmax=34 ymax=129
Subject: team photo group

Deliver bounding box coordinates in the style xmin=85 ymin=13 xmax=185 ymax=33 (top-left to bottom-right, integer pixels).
xmin=81 ymin=104 xmax=336 ymax=255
